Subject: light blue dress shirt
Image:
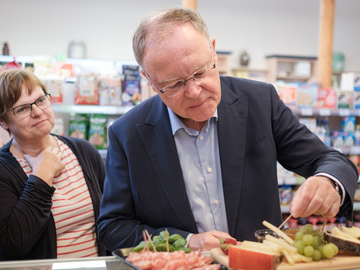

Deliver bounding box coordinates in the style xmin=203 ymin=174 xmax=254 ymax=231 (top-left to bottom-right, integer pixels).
xmin=167 ymin=108 xmax=229 ymax=234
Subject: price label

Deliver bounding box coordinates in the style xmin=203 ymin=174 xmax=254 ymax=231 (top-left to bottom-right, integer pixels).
xmin=319 ymin=108 xmax=331 ymax=116
xmin=338 ymin=109 xmax=350 ymax=116
xmin=300 ymin=108 xmax=313 ymax=116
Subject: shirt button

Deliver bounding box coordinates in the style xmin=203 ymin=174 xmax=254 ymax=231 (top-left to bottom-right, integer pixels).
xmin=199 ymin=135 xmax=204 ymax=140
xmin=214 ymin=200 xmax=219 ymax=205
xmin=207 ymin=167 xmax=212 ymax=173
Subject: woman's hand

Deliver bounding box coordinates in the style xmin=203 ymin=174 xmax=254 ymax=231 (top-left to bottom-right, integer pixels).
xmin=24 ymin=146 xmax=65 ymax=186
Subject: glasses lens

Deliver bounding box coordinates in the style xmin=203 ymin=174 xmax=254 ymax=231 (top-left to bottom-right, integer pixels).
xmin=13 ymin=105 xmax=31 ymax=118
xmin=36 ymin=95 xmax=51 ymax=108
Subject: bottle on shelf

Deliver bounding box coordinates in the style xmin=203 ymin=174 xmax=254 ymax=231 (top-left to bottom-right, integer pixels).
xmin=2 ymin=42 xmax=9 ymax=55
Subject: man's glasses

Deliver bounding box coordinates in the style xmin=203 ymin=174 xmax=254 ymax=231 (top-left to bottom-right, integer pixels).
xmin=146 ymin=52 xmax=216 ymax=98
xmin=10 ymin=93 xmax=52 ymax=119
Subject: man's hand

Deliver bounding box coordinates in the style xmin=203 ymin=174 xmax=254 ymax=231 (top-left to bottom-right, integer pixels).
xmin=291 ymin=176 xmax=341 ymax=218
xmin=187 ymin=231 xmax=236 ymax=251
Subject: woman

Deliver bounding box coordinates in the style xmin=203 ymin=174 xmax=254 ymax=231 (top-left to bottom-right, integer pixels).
xmin=0 ymin=69 xmax=107 ymax=260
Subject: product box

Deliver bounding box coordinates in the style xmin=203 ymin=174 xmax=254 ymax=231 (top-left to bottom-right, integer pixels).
xmin=122 ymin=65 xmax=141 ymax=106
xmin=353 ymin=92 xmax=360 ymax=109
xmin=317 ymin=87 xmax=337 ymax=109
xmin=274 ymin=83 xmax=297 ymax=108
xmin=342 ymin=116 xmax=356 ymax=132
xmin=337 ymin=91 xmax=353 ymax=109
xmin=296 ymin=83 xmax=318 ymax=108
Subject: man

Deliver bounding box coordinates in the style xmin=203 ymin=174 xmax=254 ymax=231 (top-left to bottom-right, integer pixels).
xmin=97 ymin=7 xmax=358 ymax=252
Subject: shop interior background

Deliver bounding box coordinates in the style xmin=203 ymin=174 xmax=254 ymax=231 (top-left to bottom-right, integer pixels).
xmin=0 ymin=0 xmax=359 ymax=71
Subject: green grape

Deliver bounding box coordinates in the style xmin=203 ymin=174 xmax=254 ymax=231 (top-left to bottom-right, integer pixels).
xmin=302 ymin=234 xmax=314 ymax=246
xmin=329 ymin=243 xmax=339 ymax=256
xmin=295 ymin=231 xmax=304 ymax=241
xmin=322 ymin=244 xmax=335 ymax=259
xmin=294 ymin=240 xmax=305 ymax=255
xmin=304 ymin=245 xmax=315 ymax=257
xmin=311 ymin=235 xmax=319 ymax=248
xmin=300 ymin=224 xmax=314 ymax=234
xmin=312 ymin=249 xmax=322 ymax=261
xmin=318 ymin=234 xmax=325 ymax=246
xmin=318 ymin=245 xmax=326 ymax=259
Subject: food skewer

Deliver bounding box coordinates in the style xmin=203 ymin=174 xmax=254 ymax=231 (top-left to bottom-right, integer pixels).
xmin=278 ymin=214 xmax=293 ymax=230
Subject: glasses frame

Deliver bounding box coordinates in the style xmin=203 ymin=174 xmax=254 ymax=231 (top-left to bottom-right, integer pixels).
xmin=10 ymin=93 xmax=52 ymax=119
xmin=145 ymin=50 xmax=216 ymax=97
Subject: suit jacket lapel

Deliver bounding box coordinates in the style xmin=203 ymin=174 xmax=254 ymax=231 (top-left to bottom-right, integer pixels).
xmin=218 ymin=80 xmax=248 ymax=236
xmin=136 ymin=97 xmax=198 ymax=232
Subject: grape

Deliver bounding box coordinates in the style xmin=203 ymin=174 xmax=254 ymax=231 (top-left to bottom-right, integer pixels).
xmin=312 ymin=249 xmax=322 ymax=261
xmin=300 ymin=224 xmax=314 ymax=234
xmin=295 ymin=231 xmax=304 ymax=241
xmin=303 ymin=234 xmax=314 ymax=246
xmin=294 ymin=240 xmax=305 ymax=255
xmin=329 ymin=242 xmax=339 ymax=256
xmin=291 ymin=223 xmax=339 ymax=262
xmin=304 ymin=245 xmax=315 ymax=257
xmin=311 ymin=235 xmax=319 ymax=248
xmin=322 ymin=244 xmax=335 ymax=259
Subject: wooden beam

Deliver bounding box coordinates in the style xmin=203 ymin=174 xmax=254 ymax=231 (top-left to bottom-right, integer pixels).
xmin=182 ymin=0 xmax=197 ymax=10
xmin=317 ymin=0 xmax=335 ymax=88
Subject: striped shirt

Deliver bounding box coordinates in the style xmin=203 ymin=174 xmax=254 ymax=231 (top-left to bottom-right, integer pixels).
xmin=17 ymin=137 xmax=97 ymax=258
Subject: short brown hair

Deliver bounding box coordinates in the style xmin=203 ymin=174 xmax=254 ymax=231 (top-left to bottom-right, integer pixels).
xmin=0 ymin=69 xmax=47 ymax=122
xmin=133 ymin=6 xmax=210 ymax=69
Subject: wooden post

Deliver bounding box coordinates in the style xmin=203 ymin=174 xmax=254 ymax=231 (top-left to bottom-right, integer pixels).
xmin=317 ymin=0 xmax=335 ymax=88
xmin=182 ymin=0 xmax=197 ymax=10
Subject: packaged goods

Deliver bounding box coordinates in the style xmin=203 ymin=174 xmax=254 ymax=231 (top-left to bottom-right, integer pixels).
xmin=342 ymin=116 xmax=356 ymax=133
xmin=122 ymin=65 xmax=141 ymax=106
xmin=337 ymin=91 xmax=353 ymax=109
xmin=74 ymin=73 xmax=99 ymax=105
xmin=51 ymin=118 xmax=65 ymax=136
xmin=274 ymin=83 xmax=297 ymax=109
xmin=69 ymin=114 xmax=89 ymax=139
xmin=296 ymin=83 xmax=318 ymax=108
xmin=43 ymin=76 xmax=63 ymax=104
xmin=317 ymin=87 xmax=337 ymax=108
xmin=88 ymin=114 xmax=107 ymax=149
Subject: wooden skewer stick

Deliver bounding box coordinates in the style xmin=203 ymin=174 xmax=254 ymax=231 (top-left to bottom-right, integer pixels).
xmin=278 ymin=214 xmax=293 ymax=230
xmin=145 ymin=230 xmax=157 ymax=252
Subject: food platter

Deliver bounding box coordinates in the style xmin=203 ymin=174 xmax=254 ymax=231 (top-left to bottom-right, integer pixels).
xmin=112 ymin=248 xmax=227 ymax=270
xmin=211 ymin=247 xmax=360 ymax=270
xmin=112 ymin=248 xmax=142 ymax=270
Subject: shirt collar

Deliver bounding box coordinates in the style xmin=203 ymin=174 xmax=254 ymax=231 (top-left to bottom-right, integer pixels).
xmin=167 ymin=107 xmax=218 ymax=135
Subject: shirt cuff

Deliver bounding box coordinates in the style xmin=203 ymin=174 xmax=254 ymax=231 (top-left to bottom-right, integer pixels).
xmin=185 ymin=233 xmax=194 ymax=247
xmin=315 ymin=173 xmax=346 ymax=206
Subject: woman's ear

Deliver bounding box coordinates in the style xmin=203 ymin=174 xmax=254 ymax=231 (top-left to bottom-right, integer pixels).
xmin=0 ymin=121 xmax=8 ymax=130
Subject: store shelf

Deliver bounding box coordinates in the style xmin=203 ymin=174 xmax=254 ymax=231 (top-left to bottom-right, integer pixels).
xmin=52 ymin=104 xmax=134 ymax=115
xmin=291 ymin=108 xmax=360 ymax=117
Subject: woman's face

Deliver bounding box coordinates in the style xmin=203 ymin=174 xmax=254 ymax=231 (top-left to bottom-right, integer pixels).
xmin=3 ymin=85 xmax=55 ymax=142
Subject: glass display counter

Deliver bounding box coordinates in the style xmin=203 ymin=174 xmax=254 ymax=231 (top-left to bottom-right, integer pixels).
xmin=0 ymin=256 xmax=129 ymax=270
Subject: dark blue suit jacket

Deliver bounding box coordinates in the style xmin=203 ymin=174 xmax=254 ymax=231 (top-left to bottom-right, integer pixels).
xmin=98 ymin=76 xmax=358 ymax=252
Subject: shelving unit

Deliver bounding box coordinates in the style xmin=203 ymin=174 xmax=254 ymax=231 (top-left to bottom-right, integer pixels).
xmin=266 ymin=55 xmax=317 ymax=83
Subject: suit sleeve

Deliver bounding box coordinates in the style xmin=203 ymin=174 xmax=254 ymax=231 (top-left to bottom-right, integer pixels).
xmin=269 ymin=84 xmax=358 ymax=219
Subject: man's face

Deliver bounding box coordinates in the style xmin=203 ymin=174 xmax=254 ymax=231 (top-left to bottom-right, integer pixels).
xmin=142 ymin=23 xmax=221 ymax=128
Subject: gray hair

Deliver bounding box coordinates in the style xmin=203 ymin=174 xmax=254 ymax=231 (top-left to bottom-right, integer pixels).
xmin=133 ymin=6 xmax=210 ymax=69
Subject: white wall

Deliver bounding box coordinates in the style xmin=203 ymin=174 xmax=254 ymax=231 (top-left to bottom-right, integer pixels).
xmin=0 ymin=0 xmax=359 ymax=71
